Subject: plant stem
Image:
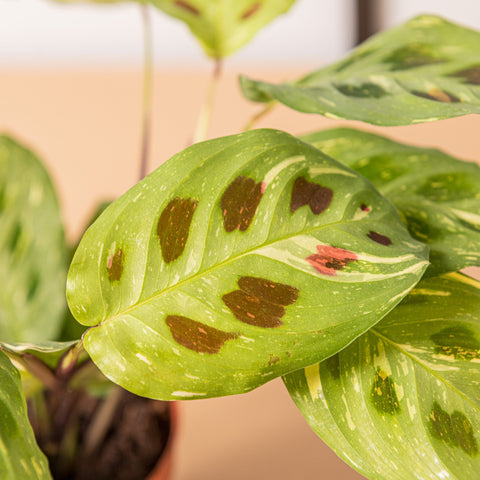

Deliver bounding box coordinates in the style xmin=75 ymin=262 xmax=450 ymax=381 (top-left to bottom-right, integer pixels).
xmin=192 ymin=59 xmax=223 ymax=144
xmin=83 ymin=386 xmax=124 ymax=456
xmin=243 ymin=101 xmax=276 ymax=131
xmin=138 ymin=3 xmax=153 ymax=182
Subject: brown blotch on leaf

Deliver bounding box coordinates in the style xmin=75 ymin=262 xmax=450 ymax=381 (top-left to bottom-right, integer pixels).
xmin=367 ymin=231 xmax=392 ymax=246
xmin=291 ymin=176 xmax=333 ymax=215
xmin=361 ymin=203 xmax=371 ymax=212
xmin=107 ymin=248 xmax=124 ymax=282
xmin=220 ymin=176 xmax=264 ymax=232
xmin=157 ymin=197 xmax=198 ymax=263
xmin=268 ymin=354 xmax=280 ymax=366
xmin=448 ymin=65 xmax=480 ymax=85
xmin=241 ymin=2 xmax=261 ymax=20
xmin=223 ymin=276 xmax=299 ymax=328
xmin=174 ymin=0 xmax=200 ymax=15
xmin=411 ymin=88 xmax=461 ymax=103
xmin=166 ymin=315 xmax=238 ymax=354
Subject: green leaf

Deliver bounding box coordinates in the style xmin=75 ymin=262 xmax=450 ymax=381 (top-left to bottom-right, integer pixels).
xmin=147 ymin=0 xmax=296 ymax=58
xmin=284 ymin=273 xmax=480 ymax=480
xmin=67 ymin=129 xmax=428 ymax=400
xmin=0 ymin=350 xmax=51 ymax=479
xmin=240 ymin=15 xmax=480 ymax=125
xmin=0 ymin=136 xmax=67 ymax=343
xmin=302 ymin=127 xmax=480 ymax=276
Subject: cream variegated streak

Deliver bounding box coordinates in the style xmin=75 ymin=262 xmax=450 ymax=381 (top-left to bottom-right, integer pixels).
xmin=284 ymin=273 xmax=480 ymax=480
xmin=67 ymin=129 xmax=428 ymax=400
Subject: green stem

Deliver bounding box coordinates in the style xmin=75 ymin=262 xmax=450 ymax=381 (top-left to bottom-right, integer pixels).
xmin=243 ymin=101 xmax=277 ymax=131
xmin=139 ymin=4 xmax=153 ymax=182
xmin=193 ymin=59 xmax=223 ymax=144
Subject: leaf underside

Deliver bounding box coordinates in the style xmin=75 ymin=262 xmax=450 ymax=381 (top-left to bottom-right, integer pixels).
xmin=0 ymin=350 xmax=51 ymax=480
xmin=67 ymin=129 xmax=428 ymax=400
xmin=302 ymin=127 xmax=480 ymax=276
xmin=147 ymin=0 xmax=296 ymax=58
xmin=241 ymin=15 xmax=480 ymax=125
xmin=284 ymin=273 xmax=480 ymax=480
xmin=0 ymin=136 xmax=67 ymax=343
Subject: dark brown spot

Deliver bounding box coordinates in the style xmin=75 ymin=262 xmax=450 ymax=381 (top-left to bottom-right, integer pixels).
xmin=174 ymin=0 xmax=200 ymax=15
xmin=361 ymin=203 xmax=370 ymax=212
xmin=431 ymin=327 xmax=480 ymax=361
xmin=291 ymin=176 xmax=333 ymax=215
xmin=241 ymin=2 xmax=261 ymax=20
xmin=307 ymin=245 xmax=357 ymax=276
xmin=221 ymin=176 xmax=264 ymax=232
xmin=448 ymin=65 xmax=480 ymax=85
xmin=107 ymin=248 xmax=124 ymax=282
xmin=367 ymin=231 xmax=392 ymax=246
xmin=157 ymin=197 xmax=198 ymax=263
xmin=411 ymin=88 xmax=461 ymax=103
xmin=166 ymin=315 xmax=238 ymax=354
xmin=430 ymin=402 xmax=478 ymax=456
xmin=223 ymin=276 xmax=299 ymax=328
xmin=371 ymin=368 xmax=400 ymax=415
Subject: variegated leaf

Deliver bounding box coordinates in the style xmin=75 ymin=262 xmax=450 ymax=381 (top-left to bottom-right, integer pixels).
xmin=0 ymin=136 xmax=67 ymax=342
xmin=285 ymin=273 xmax=480 ymax=480
xmin=0 ymin=350 xmax=51 ymax=480
xmin=147 ymin=0 xmax=296 ymax=58
xmin=302 ymin=127 xmax=480 ymax=276
xmin=67 ymin=129 xmax=428 ymax=400
xmin=240 ymin=15 xmax=480 ymax=125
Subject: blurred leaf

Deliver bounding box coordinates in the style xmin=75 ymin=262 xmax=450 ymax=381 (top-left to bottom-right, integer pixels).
xmin=0 ymin=350 xmax=51 ymax=479
xmin=148 ymin=0 xmax=296 ymax=58
xmin=302 ymin=127 xmax=480 ymax=276
xmin=0 ymin=136 xmax=67 ymax=342
xmin=285 ymin=273 xmax=480 ymax=480
xmin=241 ymin=15 xmax=480 ymax=125
xmin=67 ymin=129 xmax=428 ymax=400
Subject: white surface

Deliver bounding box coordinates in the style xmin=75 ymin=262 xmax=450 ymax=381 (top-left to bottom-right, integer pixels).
xmin=0 ymin=0 xmax=355 ymax=68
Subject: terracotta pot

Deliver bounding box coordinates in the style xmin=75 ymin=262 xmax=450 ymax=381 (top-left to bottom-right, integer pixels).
xmin=146 ymin=401 xmax=179 ymax=480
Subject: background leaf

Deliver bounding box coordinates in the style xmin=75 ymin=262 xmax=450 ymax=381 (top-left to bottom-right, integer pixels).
xmin=67 ymin=129 xmax=428 ymax=400
xmin=0 ymin=350 xmax=51 ymax=479
xmin=147 ymin=0 xmax=296 ymax=58
xmin=0 ymin=136 xmax=67 ymax=342
xmin=240 ymin=15 xmax=480 ymax=125
xmin=285 ymin=273 xmax=480 ymax=480
xmin=302 ymin=127 xmax=480 ymax=276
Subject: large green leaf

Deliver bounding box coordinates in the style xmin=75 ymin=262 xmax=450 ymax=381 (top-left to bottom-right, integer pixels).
xmin=67 ymin=129 xmax=428 ymax=400
xmin=147 ymin=0 xmax=296 ymax=58
xmin=302 ymin=127 xmax=480 ymax=276
xmin=240 ymin=15 xmax=480 ymax=125
xmin=0 ymin=136 xmax=67 ymax=342
xmin=0 ymin=350 xmax=51 ymax=479
xmin=285 ymin=273 xmax=480 ymax=480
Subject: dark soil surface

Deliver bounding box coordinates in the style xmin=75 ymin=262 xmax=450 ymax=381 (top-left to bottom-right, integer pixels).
xmin=30 ymin=387 xmax=171 ymax=480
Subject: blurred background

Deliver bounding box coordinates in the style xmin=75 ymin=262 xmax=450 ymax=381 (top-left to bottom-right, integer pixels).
xmin=0 ymin=1 xmax=479 ymax=479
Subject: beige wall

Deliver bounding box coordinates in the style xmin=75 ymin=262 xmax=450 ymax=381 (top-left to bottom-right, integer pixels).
xmin=1 ymin=68 xmax=479 ymax=479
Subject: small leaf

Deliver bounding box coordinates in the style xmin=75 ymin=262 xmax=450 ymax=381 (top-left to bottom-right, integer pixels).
xmin=240 ymin=15 xmax=480 ymax=125
xmin=284 ymin=273 xmax=480 ymax=480
xmin=0 ymin=350 xmax=51 ymax=479
xmin=67 ymin=129 xmax=428 ymax=400
xmin=147 ymin=0 xmax=296 ymax=58
xmin=302 ymin=127 xmax=480 ymax=276
xmin=0 ymin=136 xmax=67 ymax=342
